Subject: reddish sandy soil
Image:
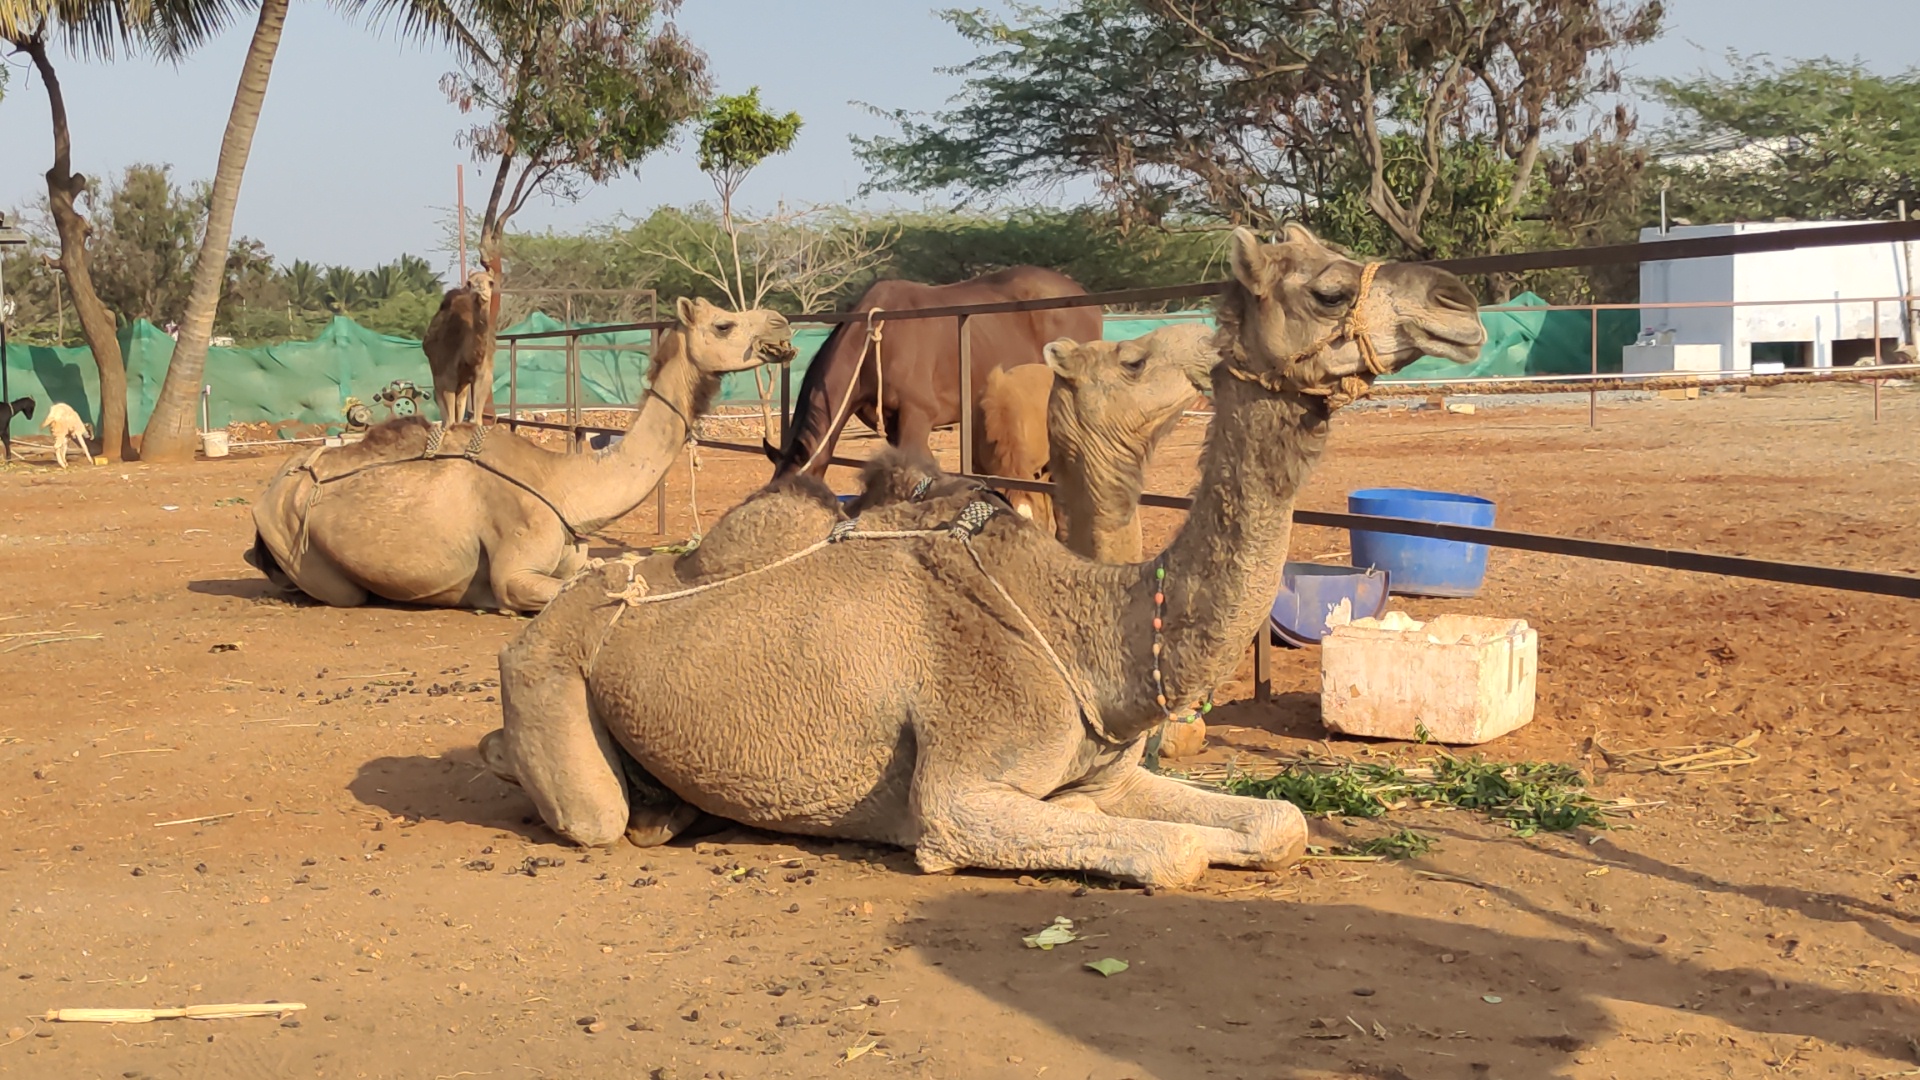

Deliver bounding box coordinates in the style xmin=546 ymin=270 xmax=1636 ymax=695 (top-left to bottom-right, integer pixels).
xmin=2 ymin=382 xmax=1917 ymax=1080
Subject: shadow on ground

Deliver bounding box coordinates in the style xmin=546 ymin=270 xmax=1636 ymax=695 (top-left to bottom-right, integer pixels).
xmin=900 ymin=886 xmax=1920 ymax=1079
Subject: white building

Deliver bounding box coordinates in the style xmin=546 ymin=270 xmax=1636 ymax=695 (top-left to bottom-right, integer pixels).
xmin=1637 ymin=221 xmax=1916 ymax=371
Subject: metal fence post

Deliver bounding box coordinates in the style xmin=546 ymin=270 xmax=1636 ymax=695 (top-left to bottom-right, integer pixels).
xmin=1589 ymin=306 xmax=1599 ymax=430
xmin=957 ymin=314 xmax=974 ymax=473
xmin=507 ymin=339 xmax=519 ymax=432
xmin=565 ymin=331 xmax=581 ymax=453
xmin=780 ymin=359 xmax=792 ymax=448
xmin=1253 ymin=627 xmax=1271 ymax=703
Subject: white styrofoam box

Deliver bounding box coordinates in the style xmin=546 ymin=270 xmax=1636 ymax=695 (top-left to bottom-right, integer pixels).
xmin=1622 ymin=343 xmax=1724 ymax=375
xmin=1320 ymin=613 xmax=1537 ymax=745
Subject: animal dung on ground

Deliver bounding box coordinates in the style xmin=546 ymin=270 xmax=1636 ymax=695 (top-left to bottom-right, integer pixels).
xmin=44 ymin=1002 xmax=306 ymax=1023
xmin=1320 ymin=613 xmax=1537 ymax=745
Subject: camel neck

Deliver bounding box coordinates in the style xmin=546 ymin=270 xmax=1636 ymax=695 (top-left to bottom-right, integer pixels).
xmin=550 ymin=330 xmax=704 ymax=533
xmin=1136 ymin=378 xmax=1328 ymax=728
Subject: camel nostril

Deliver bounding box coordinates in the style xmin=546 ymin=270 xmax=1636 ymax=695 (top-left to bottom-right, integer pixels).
xmin=1432 ymin=284 xmax=1478 ymax=313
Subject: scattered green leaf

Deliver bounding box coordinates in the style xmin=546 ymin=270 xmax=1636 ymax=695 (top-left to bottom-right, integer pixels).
xmin=1022 ymin=916 xmax=1078 ymax=950
xmin=1084 ymin=958 xmax=1129 ymax=977
xmin=1345 ymin=829 xmax=1436 ymax=860
xmin=1225 ymin=753 xmax=1607 ymax=836
xmin=1482 ymin=994 xmax=1503 ymax=1004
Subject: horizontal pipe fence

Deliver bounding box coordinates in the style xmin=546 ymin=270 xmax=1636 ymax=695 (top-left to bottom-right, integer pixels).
xmin=494 ymin=220 xmax=1920 ymax=620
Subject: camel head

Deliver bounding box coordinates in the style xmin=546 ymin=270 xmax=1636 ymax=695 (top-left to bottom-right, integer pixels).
xmin=1043 ymin=324 xmax=1215 ymax=459
xmin=1216 ymin=224 xmax=1484 ymax=406
xmin=672 ymin=296 xmax=797 ymax=374
xmin=466 ymin=270 xmax=494 ymax=302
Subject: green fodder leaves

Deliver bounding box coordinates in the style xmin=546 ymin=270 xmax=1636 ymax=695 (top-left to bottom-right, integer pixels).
xmin=1224 ymin=760 xmax=1407 ymax=818
xmin=1344 ymin=829 xmax=1437 ymax=860
xmin=1226 ymin=754 xmax=1608 ymax=837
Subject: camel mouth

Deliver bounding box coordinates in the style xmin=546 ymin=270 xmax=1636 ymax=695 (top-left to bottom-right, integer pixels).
xmin=756 ymin=338 xmax=799 ymax=364
xmin=1406 ymin=321 xmax=1487 ymax=366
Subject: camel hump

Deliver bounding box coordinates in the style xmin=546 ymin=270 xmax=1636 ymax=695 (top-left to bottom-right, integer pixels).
xmin=301 ymin=417 xmax=484 ymax=484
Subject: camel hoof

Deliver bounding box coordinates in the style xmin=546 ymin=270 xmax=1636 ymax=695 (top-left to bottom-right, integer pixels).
xmin=624 ymin=800 xmax=701 ymax=847
xmin=477 ymin=729 xmax=520 ymax=787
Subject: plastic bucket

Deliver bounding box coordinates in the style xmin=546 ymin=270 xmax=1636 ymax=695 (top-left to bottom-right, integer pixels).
xmin=1348 ymin=488 xmax=1495 ymax=598
xmin=199 ymin=430 xmax=230 ymax=459
xmin=1269 ymin=562 xmax=1391 ymax=647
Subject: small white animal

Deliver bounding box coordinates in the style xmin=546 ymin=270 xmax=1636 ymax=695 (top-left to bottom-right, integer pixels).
xmin=40 ymin=402 xmax=94 ymax=468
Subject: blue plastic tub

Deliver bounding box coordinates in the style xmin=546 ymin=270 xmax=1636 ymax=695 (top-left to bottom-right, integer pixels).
xmin=1269 ymin=562 xmax=1391 ymax=647
xmin=1347 ymin=488 xmax=1496 ymax=598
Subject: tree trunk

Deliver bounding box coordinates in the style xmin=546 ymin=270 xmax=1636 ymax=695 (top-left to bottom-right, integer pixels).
xmin=138 ymin=0 xmax=289 ymax=463
xmin=20 ymin=36 xmax=131 ymax=460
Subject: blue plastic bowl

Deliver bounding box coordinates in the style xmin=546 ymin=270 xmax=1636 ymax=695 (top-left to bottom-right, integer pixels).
xmin=1348 ymin=488 xmax=1496 ymax=598
xmin=1269 ymin=562 xmax=1391 ymax=647
xmin=836 ymin=494 xmax=857 ymax=505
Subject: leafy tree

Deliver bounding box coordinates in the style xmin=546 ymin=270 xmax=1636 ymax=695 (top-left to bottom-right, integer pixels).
xmin=140 ymin=0 xmax=489 ymax=462
xmin=858 ymin=0 xmax=1662 ymax=264
xmin=443 ymin=0 xmax=711 ymax=272
xmin=0 ymin=0 xmax=227 ymax=457
xmin=1647 ymin=55 xmax=1920 ymax=226
xmin=88 ymin=164 xmax=206 ymax=325
xmin=323 ymin=265 xmax=364 ymax=314
xmin=280 ymin=259 xmax=322 ymax=309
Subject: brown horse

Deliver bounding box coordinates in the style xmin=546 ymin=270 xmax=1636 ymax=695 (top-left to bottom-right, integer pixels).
xmin=766 ymin=267 xmax=1101 ymax=478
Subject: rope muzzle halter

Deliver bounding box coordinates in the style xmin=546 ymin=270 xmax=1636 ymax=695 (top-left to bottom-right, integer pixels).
xmin=1223 ymin=261 xmax=1390 ymax=411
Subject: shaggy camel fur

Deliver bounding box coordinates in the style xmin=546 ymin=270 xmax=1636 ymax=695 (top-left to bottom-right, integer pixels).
xmin=485 ymin=225 xmax=1484 ymax=886
xmin=976 ymin=324 xmax=1218 ymax=536
xmin=424 ymin=270 xmax=495 ymax=424
xmin=39 ymin=402 xmax=95 ymax=468
xmin=975 ymin=364 xmax=1057 ymax=527
xmin=1045 ymin=322 xmax=1216 ymax=563
xmin=246 ymin=298 xmax=793 ymax=612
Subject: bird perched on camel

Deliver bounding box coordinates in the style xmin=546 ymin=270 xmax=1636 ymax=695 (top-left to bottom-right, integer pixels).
xmin=39 ymin=402 xmax=94 ymax=468
xmin=424 ymin=269 xmax=496 ymax=425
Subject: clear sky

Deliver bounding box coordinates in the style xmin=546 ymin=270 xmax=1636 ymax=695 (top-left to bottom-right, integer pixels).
xmin=0 ymin=0 xmax=1911 ymax=274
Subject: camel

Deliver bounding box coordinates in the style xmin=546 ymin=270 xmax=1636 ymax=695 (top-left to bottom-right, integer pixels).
xmin=767 ymin=268 xmax=1101 ymax=478
xmin=1044 ymin=322 xmax=1216 ymax=563
xmin=39 ymin=402 xmax=95 ymax=468
xmin=245 ymin=297 xmax=794 ymax=613
xmin=484 ymin=224 xmax=1485 ymax=886
xmin=424 ymin=270 xmax=495 ymax=424
xmin=975 ymin=364 xmax=1057 ymax=526
xmin=976 ymin=323 xmax=1217 ymax=537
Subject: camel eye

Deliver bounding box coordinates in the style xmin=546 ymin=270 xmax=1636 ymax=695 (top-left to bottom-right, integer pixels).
xmin=1311 ymin=286 xmax=1351 ymax=308
xmin=1123 ymin=357 xmax=1149 ymax=377
xmin=714 ymin=321 xmax=736 ymax=335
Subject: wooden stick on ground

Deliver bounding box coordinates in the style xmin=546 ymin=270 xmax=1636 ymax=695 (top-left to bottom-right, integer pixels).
xmin=45 ymin=1003 xmax=306 ymax=1024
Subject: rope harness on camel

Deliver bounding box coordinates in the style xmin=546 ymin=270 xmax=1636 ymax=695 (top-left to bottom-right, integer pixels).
xmin=579 ymin=484 xmax=1121 ymax=747
xmin=797 ymin=308 xmax=887 ymax=475
xmin=1222 ymin=261 xmax=1386 ymax=411
xmin=290 ymin=419 xmax=588 ymax=559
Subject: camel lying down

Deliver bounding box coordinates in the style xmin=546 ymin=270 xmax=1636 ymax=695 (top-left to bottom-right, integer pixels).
xmin=482 ymin=226 xmax=1486 ymax=887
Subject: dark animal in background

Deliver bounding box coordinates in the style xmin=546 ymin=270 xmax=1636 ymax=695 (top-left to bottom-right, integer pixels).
xmin=767 ymin=267 xmax=1102 ymax=478
xmin=0 ymin=397 xmax=37 ymax=463
xmin=424 ymin=270 xmax=496 ymax=425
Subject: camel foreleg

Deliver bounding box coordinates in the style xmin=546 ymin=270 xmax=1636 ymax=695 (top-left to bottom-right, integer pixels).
xmin=496 ymin=643 xmax=630 ymax=848
xmin=913 ymin=779 xmax=1223 ymax=888
xmin=1079 ymin=765 xmax=1306 ymax=871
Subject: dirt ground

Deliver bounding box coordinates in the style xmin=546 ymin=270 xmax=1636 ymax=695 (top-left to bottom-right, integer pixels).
xmin=2 ymin=382 xmax=1917 ymax=1080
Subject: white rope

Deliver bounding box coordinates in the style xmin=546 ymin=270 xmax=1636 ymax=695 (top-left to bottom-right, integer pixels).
xmin=798 ymin=308 xmax=885 ymax=474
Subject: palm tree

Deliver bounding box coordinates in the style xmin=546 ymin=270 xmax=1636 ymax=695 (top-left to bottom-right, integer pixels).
xmin=135 ymin=0 xmax=485 ymax=462
xmin=280 ymin=258 xmax=321 ymax=309
xmin=394 ymin=253 xmax=443 ymax=295
xmin=0 ymin=0 xmax=228 ymax=460
xmin=360 ymin=262 xmax=403 ymax=302
xmin=322 ymin=265 xmax=362 ymax=314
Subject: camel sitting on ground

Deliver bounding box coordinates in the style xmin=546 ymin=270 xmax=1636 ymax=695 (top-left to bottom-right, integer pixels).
xmin=424 ymin=270 xmax=495 ymax=424
xmin=40 ymin=402 xmax=95 ymax=468
xmin=484 ymin=225 xmax=1484 ymax=886
xmin=246 ymin=297 xmax=793 ymax=613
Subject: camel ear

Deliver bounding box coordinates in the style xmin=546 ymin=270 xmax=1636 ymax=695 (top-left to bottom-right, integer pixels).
xmin=1281 ymin=222 xmax=1319 ymax=248
xmin=1229 ymin=227 xmax=1269 ymax=296
xmin=1042 ymin=339 xmax=1085 ymax=381
xmin=675 ymin=295 xmax=699 ymax=327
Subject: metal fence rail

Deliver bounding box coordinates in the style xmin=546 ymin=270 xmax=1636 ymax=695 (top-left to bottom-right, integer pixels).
xmin=493 ymin=219 xmax=1920 ymax=634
